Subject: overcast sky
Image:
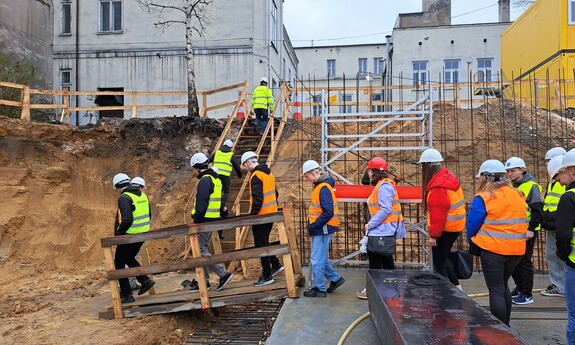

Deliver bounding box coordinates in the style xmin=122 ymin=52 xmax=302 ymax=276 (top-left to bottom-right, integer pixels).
xmin=284 ymin=0 xmax=528 ymax=47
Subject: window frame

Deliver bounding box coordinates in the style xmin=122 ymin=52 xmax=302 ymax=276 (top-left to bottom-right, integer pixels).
xmin=373 ymin=57 xmax=383 ymax=75
xmin=444 ymin=59 xmax=460 ymax=84
xmin=270 ymin=0 xmax=278 ymax=47
xmin=327 ymin=59 xmax=336 ymax=77
xmin=569 ymin=0 xmax=575 ymax=25
xmin=61 ymin=0 xmax=72 ymax=35
xmin=358 ymin=58 xmax=368 ymax=76
xmin=412 ymin=61 xmax=428 ymax=86
xmin=99 ymin=0 xmax=123 ymax=34
xmin=340 ymin=93 xmax=352 ymax=113
xmin=312 ymin=94 xmax=322 ymax=117
xmin=477 ymin=58 xmax=494 ymax=82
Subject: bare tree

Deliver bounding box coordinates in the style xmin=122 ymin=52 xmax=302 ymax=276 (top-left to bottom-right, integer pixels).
xmin=511 ymin=0 xmax=535 ymax=9
xmin=136 ymin=0 xmax=213 ymax=117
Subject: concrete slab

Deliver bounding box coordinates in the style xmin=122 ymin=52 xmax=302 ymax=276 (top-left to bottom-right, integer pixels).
xmin=266 ymin=268 xmax=567 ymax=345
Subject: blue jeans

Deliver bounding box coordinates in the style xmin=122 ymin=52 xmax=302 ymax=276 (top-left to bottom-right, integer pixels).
xmin=566 ymin=265 xmax=575 ymax=344
xmin=310 ymin=233 xmax=341 ymax=291
xmin=546 ymin=230 xmax=566 ymax=293
xmin=480 ymin=249 xmax=521 ymax=326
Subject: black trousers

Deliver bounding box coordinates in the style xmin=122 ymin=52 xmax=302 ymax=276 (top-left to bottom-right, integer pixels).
xmin=252 ymin=222 xmax=281 ymax=279
xmin=220 ymin=175 xmax=231 ymax=209
xmin=114 ymin=242 xmax=150 ymax=297
xmin=432 ymin=231 xmax=461 ymax=286
xmin=368 ymin=251 xmax=395 ymax=270
xmin=511 ymin=231 xmax=538 ymax=296
xmin=481 ymin=249 xmax=522 ymax=326
xmin=254 ymin=108 xmax=269 ymax=123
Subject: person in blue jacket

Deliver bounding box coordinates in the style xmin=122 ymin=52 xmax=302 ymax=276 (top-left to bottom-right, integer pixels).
xmin=301 ymin=160 xmax=345 ymax=298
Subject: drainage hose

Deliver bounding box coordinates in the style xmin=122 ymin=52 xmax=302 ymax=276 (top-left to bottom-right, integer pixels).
xmin=337 ymin=311 xmax=371 ymax=345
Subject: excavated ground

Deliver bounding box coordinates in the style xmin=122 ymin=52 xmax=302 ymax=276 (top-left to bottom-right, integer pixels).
xmin=1 ymin=99 xmax=574 ymax=344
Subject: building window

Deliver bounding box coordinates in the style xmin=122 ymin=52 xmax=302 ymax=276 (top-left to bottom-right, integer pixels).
xmin=412 ymin=61 xmax=428 ymax=86
xmin=99 ymin=0 xmax=122 ymax=33
xmin=569 ymin=0 xmax=575 ymax=25
xmin=61 ymin=0 xmax=72 ymax=35
xmin=358 ymin=58 xmax=367 ymax=76
xmin=271 ymin=0 xmax=278 ymax=46
xmin=371 ymin=93 xmax=383 ymax=112
xmin=61 ymin=69 xmax=72 ymax=103
xmin=444 ymin=59 xmax=460 ymax=84
xmin=327 ymin=59 xmax=336 ymax=77
xmin=374 ymin=57 xmax=383 ymax=75
xmin=312 ymin=94 xmax=322 ymax=117
xmin=340 ymin=93 xmax=352 ymax=113
xmin=477 ymin=58 xmax=494 ymax=82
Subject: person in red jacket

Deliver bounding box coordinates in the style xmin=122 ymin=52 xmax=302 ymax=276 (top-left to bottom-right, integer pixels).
xmin=419 ymin=149 xmax=466 ymax=289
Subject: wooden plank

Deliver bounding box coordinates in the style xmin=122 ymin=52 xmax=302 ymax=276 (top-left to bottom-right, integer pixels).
xmin=107 ymin=244 xmax=289 ymax=280
xmin=139 ymin=243 xmax=156 ymax=295
xmin=103 ymin=247 xmax=123 ymax=319
xmin=277 ymin=214 xmax=298 ymax=298
xmin=101 ymin=212 xmax=285 ymax=247
xmin=281 ymin=207 xmax=302 ymax=277
xmin=206 ymin=100 xmax=237 ymax=111
xmin=21 ymin=86 xmax=30 ymax=121
xmin=190 ymin=234 xmax=211 ymax=309
xmin=202 ymin=81 xmax=246 ymax=95
xmin=0 ymin=81 xmax=26 ymax=89
xmin=211 ymin=231 xmax=223 ymax=255
xmin=0 ymin=99 xmax=23 ymax=107
xmin=131 ymin=91 xmax=137 ymax=119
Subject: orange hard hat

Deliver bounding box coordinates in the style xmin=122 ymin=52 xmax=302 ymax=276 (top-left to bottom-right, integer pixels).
xmin=367 ymin=157 xmax=388 ymax=171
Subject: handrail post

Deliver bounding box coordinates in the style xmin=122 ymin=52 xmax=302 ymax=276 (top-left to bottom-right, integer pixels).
xmin=189 ymin=227 xmax=211 ymax=309
xmin=103 ymin=247 xmax=124 ymax=319
xmin=278 ymin=207 xmax=298 ymax=298
xmin=131 ymin=91 xmax=137 ymax=118
xmin=21 ymin=86 xmax=30 ymax=121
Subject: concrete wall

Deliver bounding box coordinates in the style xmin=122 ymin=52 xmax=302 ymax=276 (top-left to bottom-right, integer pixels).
xmin=52 ymin=0 xmax=296 ymax=124
xmin=0 ymin=0 xmax=53 ymax=86
xmin=396 ymin=0 xmax=451 ymax=28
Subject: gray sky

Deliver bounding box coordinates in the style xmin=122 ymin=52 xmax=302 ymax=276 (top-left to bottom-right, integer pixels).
xmin=284 ymin=0 xmax=527 ymax=47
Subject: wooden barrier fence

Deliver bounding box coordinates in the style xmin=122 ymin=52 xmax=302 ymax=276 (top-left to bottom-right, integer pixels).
xmin=100 ymin=208 xmax=303 ymax=319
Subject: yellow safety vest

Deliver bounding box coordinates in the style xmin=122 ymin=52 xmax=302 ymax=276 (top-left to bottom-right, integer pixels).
xmin=250 ymin=170 xmax=278 ymax=215
xmin=192 ymin=174 xmax=222 ymax=219
xmin=252 ymin=85 xmax=274 ymax=111
xmin=308 ymin=182 xmax=340 ymax=227
xmin=544 ymin=181 xmax=566 ymax=212
xmin=367 ymin=178 xmax=403 ymax=224
xmin=517 ymin=180 xmax=542 ymax=231
xmin=122 ymin=192 xmax=151 ymax=234
xmin=213 ymin=150 xmax=234 ymax=176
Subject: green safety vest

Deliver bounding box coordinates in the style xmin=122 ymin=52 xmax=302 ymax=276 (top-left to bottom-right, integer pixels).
xmin=192 ymin=174 xmax=222 ymax=219
xmin=123 ymin=192 xmax=151 ymax=234
xmin=252 ymin=85 xmax=274 ymax=111
xmin=517 ymin=180 xmax=542 ymax=231
xmin=543 ymin=181 xmax=566 ymax=212
xmin=213 ymin=150 xmax=234 ymax=176
xmin=566 ymin=188 xmax=575 ymax=264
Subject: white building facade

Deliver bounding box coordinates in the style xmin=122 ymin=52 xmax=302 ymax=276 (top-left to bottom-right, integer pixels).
xmin=52 ymin=0 xmax=297 ymax=125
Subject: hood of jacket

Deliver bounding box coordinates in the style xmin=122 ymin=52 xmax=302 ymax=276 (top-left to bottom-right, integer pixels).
xmin=315 ymin=173 xmax=335 ymax=187
xmin=512 ymin=172 xmax=536 ymax=188
xmin=253 ymin=164 xmax=271 ymax=175
xmin=122 ymin=185 xmax=142 ymax=197
xmin=427 ymin=167 xmax=460 ymax=191
xmin=197 ymin=168 xmax=219 ymax=180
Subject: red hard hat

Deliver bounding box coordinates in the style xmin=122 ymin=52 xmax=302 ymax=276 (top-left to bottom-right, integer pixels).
xmin=367 ymin=157 xmax=388 ymax=171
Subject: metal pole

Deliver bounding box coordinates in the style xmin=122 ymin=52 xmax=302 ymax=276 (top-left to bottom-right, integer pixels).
xmin=385 ymin=35 xmax=392 ymax=111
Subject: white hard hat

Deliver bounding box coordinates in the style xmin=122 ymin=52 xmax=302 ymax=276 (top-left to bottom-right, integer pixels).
xmin=547 ymin=155 xmax=564 ymax=179
xmin=418 ymin=148 xmax=444 ymax=163
xmin=261 ymin=77 xmax=268 ymax=84
xmin=223 ymin=139 xmax=233 ymax=148
xmin=302 ymin=160 xmax=321 ymax=174
xmin=476 ymin=159 xmax=506 ymax=177
xmin=241 ymin=151 xmax=257 ymax=165
xmin=505 ymin=157 xmax=526 ymax=169
xmin=131 ymin=176 xmax=146 ymax=187
xmin=190 ymin=152 xmax=209 ymax=168
xmin=113 ymin=173 xmax=130 ymax=189
xmin=559 ymin=151 xmax=575 ymax=172
xmin=545 ymin=147 xmax=566 ymax=160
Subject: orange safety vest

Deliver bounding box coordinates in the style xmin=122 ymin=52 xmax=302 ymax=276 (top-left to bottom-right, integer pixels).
xmin=308 ymin=182 xmax=340 ymax=227
xmin=367 ymin=178 xmax=403 ymax=224
xmin=427 ymin=187 xmax=466 ymax=232
xmin=471 ymin=185 xmax=528 ymax=256
xmin=250 ymin=170 xmax=278 ymax=215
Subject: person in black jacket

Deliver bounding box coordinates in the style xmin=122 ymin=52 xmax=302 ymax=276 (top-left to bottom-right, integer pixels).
xmin=112 ymin=173 xmax=155 ymax=304
xmin=554 ymin=151 xmax=575 ymax=344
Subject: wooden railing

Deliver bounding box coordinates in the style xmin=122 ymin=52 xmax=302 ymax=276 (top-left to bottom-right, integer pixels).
xmin=0 ymin=81 xmax=249 ymax=122
xmin=100 ymin=208 xmax=302 ymax=319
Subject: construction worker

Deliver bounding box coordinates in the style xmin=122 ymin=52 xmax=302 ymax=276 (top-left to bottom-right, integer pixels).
xmin=112 ymin=173 xmax=155 ymax=304
xmin=541 ymin=147 xmax=567 ymax=298
xmin=122 ymin=176 xmax=147 ymax=292
xmin=554 ymin=151 xmax=575 ymax=344
xmin=187 ymin=153 xmax=234 ymax=291
xmin=505 ymin=157 xmax=543 ymax=305
xmin=466 ymin=159 xmax=527 ymax=326
xmin=241 ymin=151 xmax=283 ymax=287
xmin=251 ymin=77 xmax=274 ymax=136
xmin=301 ymin=160 xmax=345 ymax=298
xmin=418 ymin=148 xmax=466 ymax=290
xmin=356 ymin=157 xmax=406 ymax=300
xmin=209 ymin=139 xmax=242 ymax=239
